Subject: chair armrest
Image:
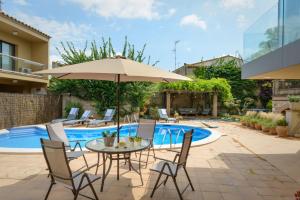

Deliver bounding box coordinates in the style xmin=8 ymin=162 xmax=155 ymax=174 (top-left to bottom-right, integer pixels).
xmin=156 ymin=153 xmax=180 ymax=164
xmin=72 ymin=163 xmax=98 ymax=178
xmin=166 ymin=149 xmax=180 ymax=153
xmin=155 ymin=157 xmax=173 ymax=163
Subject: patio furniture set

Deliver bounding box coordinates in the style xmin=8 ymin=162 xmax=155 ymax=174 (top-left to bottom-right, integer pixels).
xmin=41 ymin=118 xmax=195 ymax=200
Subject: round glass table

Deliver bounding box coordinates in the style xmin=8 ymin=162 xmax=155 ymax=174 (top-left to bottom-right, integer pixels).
xmin=85 ymin=138 xmax=150 ymax=192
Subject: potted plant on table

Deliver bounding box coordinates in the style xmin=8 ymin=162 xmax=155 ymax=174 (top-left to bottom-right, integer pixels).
xmin=134 ymin=136 xmax=142 ymax=146
xmin=102 ymin=131 xmax=116 ymax=147
xmin=276 ymin=119 xmax=288 ymax=137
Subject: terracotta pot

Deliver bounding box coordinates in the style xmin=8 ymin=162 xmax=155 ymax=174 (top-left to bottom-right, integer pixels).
xmin=276 ymin=126 xmax=288 ymax=137
xmin=269 ymin=127 xmax=277 ymax=135
xmin=261 ymin=126 xmax=270 ymax=133
xmin=255 ymin=123 xmax=262 ymax=130
xmin=250 ymin=122 xmax=256 ymax=128
xmin=104 ymin=137 xmax=115 ymax=147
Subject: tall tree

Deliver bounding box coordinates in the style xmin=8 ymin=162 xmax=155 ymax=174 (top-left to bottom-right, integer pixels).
xmin=49 ymin=37 xmax=158 ymax=115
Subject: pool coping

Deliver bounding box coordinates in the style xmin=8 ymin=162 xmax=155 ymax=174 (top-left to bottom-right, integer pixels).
xmin=0 ymin=123 xmax=222 ymax=153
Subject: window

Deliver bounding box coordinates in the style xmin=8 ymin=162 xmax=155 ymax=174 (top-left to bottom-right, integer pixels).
xmin=0 ymin=41 xmax=16 ymax=71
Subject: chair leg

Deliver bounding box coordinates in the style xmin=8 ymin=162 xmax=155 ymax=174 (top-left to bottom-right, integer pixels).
xmin=150 ymin=171 xmax=164 ymax=198
xmin=44 ymin=182 xmax=54 ymax=200
xmin=74 ymin=175 xmax=85 ymax=200
xmin=145 ymin=147 xmax=151 ymax=168
xmin=163 ymin=175 xmax=169 ymax=185
xmin=82 ymin=154 xmax=89 ymax=168
xmin=152 ymin=147 xmax=156 ymax=160
xmin=87 ymin=176 xmax=99 ymax=200
xmin=172 ymin=176 xmax=183 ymax=200
xmin=183 ymin=167 xmax=195 ymax=191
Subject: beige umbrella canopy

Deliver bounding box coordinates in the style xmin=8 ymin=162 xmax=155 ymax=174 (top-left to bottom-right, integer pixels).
xmin=35 ymin=57 xmax=191 ymax=141
xmin=35 ymin=57 xmax=191 ymax=82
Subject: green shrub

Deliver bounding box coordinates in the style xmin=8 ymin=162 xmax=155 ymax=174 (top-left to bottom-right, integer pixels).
xmin=159 ymin=78 xmax=233 ymax=103
xmin=64 ymin=101 xmax=83 ymax=118
xmin=288 ymin=95 xmax=300 ymax=102
xmin=262 ymin=120 xmax=276 ymax=128
xmin=277 ymin=119 xmax=288 ymax=126
xmin=149 ymin=106 xmax=159 ymax=120
xmin=266 ymin=100 xmax=272 ymax=110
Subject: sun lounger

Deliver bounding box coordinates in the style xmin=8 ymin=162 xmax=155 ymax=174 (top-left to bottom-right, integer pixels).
xmin=63 ymin=110 xmax=92 ymax=126
xmin=52 ymin=107 xmax=79 ymax=123
xmin=158 ymin=108 xmax=178 ymax=123
xmin=87 ymin=109 xmax=115 ymax=127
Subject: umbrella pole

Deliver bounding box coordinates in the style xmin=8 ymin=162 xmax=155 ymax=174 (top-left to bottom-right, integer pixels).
xmin=116 ymin=74 xmax=120 ymax=142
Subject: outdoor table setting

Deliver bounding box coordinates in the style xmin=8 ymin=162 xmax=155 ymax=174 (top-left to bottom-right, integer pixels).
xmin=85 ymin=136 xmax=150 ymax=192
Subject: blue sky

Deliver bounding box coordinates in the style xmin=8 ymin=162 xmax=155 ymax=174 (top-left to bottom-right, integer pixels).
xmin=3 ymin=0 xmax=277 ymax=71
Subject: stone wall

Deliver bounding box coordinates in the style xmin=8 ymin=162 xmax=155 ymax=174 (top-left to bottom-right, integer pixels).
xmin=0 ymin=92 xmax=62 ymax=129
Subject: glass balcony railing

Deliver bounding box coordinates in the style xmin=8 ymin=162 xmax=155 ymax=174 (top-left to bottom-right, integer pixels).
xmin=244 ymin=0 xmax=300 ymax=63
xmin=0 ymin=53 xmax=46 ymax=78
xmin=244 ymin=3 xmax=280 ymax=63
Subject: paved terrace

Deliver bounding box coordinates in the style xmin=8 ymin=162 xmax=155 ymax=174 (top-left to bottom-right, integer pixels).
xmin=0 ymin=121 xmax=300 ymax=200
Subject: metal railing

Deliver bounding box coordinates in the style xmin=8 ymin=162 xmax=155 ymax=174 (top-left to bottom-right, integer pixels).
xmin=0 ymin=53 xmax=46 ymax=78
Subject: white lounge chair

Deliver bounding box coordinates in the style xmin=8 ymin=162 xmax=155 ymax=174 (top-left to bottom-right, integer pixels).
xmin=87 ymin=109 xmax=115 ymax=127
xmin=52 ymin=107 xmax=79 ymax=123
xmin=63 ymin=110 xmax=92 ymax=126
xmin=158 ymin=108 xmax=178 ymax=123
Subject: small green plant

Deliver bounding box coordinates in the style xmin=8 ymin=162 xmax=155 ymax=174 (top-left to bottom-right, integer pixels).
xmin=266 ymin=100 xmax=272 ymax=110
xmin=64 ymin=101 xmax=83 ymax=118
xmin=262 ymin=120 xmax=276 ymax=128
xmin=102 ymin=130 xmax=117 ymax=138
xmin=134 ymin=136 xmax=142 ymax=143
xmin=129 ymin=136 xmax=135 ymax=143
xmin=288 ymin=95 xmax=300 ymax=102
xmin=276 ymin=119 xmax=288 ymax=126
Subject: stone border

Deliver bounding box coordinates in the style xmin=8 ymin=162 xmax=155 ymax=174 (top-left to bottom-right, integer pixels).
xmin=0 ymin=123 xmax=221 ymax=153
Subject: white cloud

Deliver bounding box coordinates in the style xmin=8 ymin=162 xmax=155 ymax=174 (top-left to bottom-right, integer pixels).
xmin=166 ymin=8 xmax=176 ymax=17
xmin=68 ymin=0 xmax=160 ymax=20
xmin=179 ymin=14 xmax=207 ymax=30
xmin=236 ymin=14 xmax=248 ymax=28
xmin=13 ymin=0 xmax=28 ymax=6
xmin=15 ymin=13 xmax=95 ymax=62
xmin=16 ymin=13 xmax=94 ymax=42
xmin=221 ymin=0 xmax=255 ymax=10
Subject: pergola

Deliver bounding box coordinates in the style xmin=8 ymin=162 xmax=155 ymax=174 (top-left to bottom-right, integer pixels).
xmin=162 ymin=89 xmax=218 ymax=117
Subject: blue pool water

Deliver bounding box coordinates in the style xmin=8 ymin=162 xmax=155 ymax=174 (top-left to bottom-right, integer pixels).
xmin=0 ymin=124 xmax=211 ymax=149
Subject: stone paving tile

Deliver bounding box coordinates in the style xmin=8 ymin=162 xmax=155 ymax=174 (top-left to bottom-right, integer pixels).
xmin=0 ymin=121 xmax=300 ymax=199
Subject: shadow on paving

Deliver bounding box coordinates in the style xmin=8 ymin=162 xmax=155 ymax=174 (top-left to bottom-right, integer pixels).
xmin=0 ymin=152 xmax=300 ymax=199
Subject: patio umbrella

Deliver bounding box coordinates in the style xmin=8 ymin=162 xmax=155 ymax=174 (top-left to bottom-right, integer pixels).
xmin=35 ymin=57 xmax=191 ymax=141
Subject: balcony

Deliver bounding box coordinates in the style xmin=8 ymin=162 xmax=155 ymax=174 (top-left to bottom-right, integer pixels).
xmin=242 ymin=0 xmax=300 ymax=79
xmin=0 ymin=53 xmax=48 ymax=82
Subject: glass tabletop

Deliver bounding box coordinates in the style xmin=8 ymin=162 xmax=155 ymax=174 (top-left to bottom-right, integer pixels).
xmin=85 ymin=137 xmax=150 ymax=153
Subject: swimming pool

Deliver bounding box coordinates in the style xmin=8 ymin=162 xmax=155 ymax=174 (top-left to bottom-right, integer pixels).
xmin=0 ymin=123 xmax=221 ymax=152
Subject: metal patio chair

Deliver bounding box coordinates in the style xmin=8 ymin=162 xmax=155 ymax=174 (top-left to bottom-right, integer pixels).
xmin=150 ymin=130 xmax=195 ymax=200
xmin=46 ymin=122 xmax=88 ymax=168
xmin=136 ymin=119 xmax=157 ymax=168
xmin=40 ymin=139 xmax=101 ymax=200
